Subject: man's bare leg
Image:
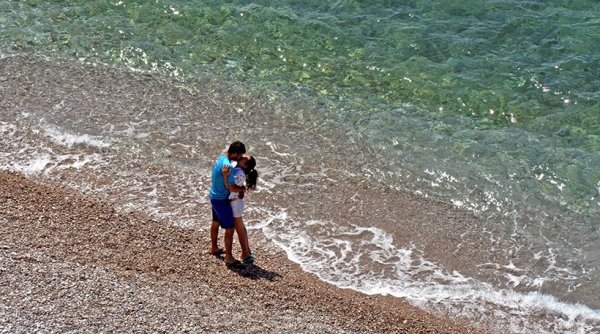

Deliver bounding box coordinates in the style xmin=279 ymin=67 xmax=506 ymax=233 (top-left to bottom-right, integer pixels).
xmin=210 ymin=220 xmax=221 ymax=254
xmin=223 ymin=227 xmax=236 ymax=264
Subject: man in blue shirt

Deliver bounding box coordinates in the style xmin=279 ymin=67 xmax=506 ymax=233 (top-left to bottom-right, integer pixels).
xmin=209 ymin=141 xmax=247 ymax=267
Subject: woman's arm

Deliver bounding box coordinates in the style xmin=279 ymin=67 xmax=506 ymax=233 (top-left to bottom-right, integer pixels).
xmin=222 ymin=165 xmax=245 ymax=193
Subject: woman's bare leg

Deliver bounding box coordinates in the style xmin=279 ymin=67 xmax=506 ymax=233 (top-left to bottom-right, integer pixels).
xmin=233 ymin=217 xmax=251 ymax=259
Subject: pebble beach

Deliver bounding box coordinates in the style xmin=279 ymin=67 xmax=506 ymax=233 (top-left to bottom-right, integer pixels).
xmin=0 ymin=170 xmax=483 ymax=333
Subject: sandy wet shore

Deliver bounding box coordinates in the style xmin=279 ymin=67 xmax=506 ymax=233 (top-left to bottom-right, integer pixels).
xmin=0 ymin=170 xmax=484 ymax=333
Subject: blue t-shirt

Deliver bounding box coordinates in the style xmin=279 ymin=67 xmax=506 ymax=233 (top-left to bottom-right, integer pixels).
xmin=209 ymin=154 xmax=235 ymax=200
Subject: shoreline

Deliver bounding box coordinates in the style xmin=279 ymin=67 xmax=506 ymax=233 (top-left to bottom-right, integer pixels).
xmin=0 ymin=170 xmax=484 ymax=333
xmin=4 ymin=54 xmax=598 ymax=333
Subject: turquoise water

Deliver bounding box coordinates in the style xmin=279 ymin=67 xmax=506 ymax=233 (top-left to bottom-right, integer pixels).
xmin=2 ymin=0 xmax=598 ymax=205
xmin=3 ymin=1 xmax=599 ymax=127
xmin=1 ymin=1 xmax=599 ymax=332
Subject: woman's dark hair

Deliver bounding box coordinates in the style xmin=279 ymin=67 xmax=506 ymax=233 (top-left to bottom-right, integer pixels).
xmin=243 ymin=156 xmax=258 ymax=190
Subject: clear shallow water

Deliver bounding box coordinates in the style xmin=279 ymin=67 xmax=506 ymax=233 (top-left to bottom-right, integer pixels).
xmin=1 ymin=1 xmax=599 ymax=333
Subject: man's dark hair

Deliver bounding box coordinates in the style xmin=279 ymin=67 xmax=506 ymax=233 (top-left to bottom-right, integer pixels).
xmin=227 ymin=141 xmax=246 ymax=154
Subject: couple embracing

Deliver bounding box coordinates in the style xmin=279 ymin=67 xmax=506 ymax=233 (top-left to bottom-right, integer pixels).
xmin=208 ymin=141 xmax=258 ymax=268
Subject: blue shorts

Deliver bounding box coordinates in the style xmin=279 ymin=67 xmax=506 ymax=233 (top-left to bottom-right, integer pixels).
xmin=210 ymin=198 xmax=234 ymax=229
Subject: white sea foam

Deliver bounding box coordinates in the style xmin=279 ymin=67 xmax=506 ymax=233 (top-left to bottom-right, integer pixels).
xmin=0 ymin=122 xmax=107 ymax=176
xmin=258 ymin=207 xmax=600 ymax=333
xmin=8 ymin=155 xmax=54 ymax=175
xmin=6 ymin=153 xmax=105 ymax=176
xmin=0 ymin=122 xmax=17 ymax=136
xmin=39 ymin=122 xmax=112 ymax=148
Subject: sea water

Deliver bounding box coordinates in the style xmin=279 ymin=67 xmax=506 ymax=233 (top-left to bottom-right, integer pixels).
xmin=0 ymin=1 xmax=599 ymax=333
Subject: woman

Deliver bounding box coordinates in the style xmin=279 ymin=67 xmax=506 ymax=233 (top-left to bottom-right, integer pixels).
xmin=227 ymin=154 xmax=258 ymax=264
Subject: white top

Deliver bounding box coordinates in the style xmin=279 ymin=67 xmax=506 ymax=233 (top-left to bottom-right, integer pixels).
xmin=228 ymin=167 xmax=246 ymax=200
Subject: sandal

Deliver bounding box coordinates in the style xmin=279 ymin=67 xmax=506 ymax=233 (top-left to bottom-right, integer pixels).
xmin=242 ymin=254 xmax=255 ymax=265
xmin=225 ymin=260 xmax=245 ymax=269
